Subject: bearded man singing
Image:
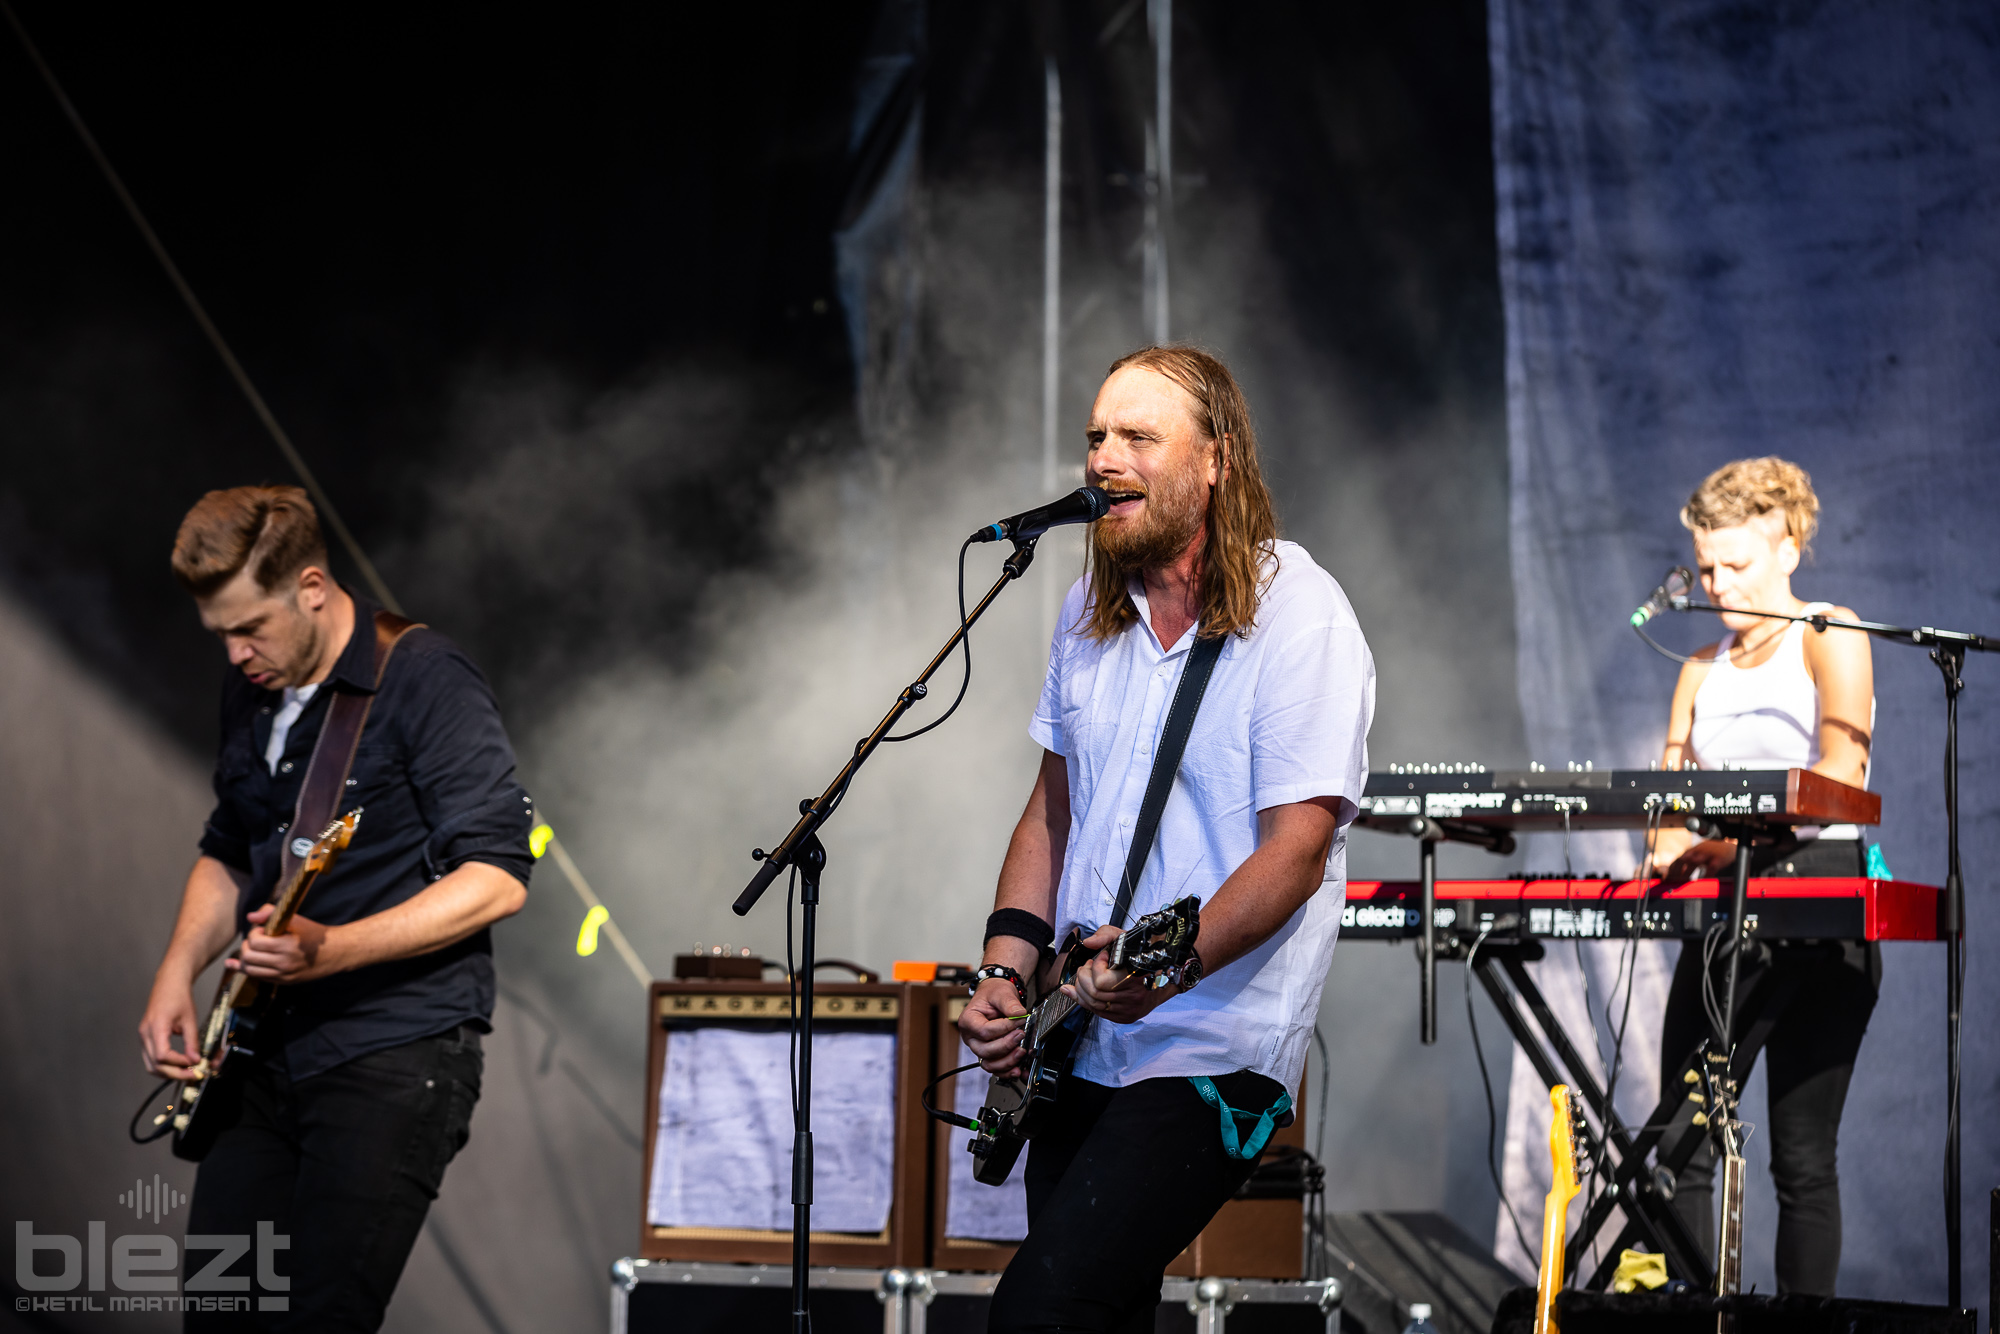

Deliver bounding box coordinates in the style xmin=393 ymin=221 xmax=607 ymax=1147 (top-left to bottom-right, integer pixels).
xmin=960 ymin=347 xmax=1375 ymax=1333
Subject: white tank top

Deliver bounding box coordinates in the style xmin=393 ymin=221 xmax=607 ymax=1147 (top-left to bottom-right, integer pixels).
xmin=1689 ymin=602 xmax=1862 ymax=838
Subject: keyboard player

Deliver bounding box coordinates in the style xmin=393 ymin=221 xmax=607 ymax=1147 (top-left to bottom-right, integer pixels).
xmin=1638 ymin=456 xmax=1876 ymax=1296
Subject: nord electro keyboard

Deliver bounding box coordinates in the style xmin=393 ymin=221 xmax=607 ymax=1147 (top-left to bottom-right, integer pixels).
xmin=1340 ymin=877 xmax=1944 ymax=943
xmin=1355 ymin=764 xmax=1880 ymax=833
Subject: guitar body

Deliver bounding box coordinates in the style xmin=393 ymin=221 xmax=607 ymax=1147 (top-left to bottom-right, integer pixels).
xmin=970 ymin=929 xmax=1092 ymax=1186
xmin=154 ymin=812 xmax=359 ymax=1161
xmin=170 ymin=975 xmax=272 ymax=1161
xmin=968 ymin=897 xmax=1200 ymax=1186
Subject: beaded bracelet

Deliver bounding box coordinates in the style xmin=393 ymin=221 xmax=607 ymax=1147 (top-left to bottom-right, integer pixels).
xmin=970 ymin=964 xmax=1029 ymax=1012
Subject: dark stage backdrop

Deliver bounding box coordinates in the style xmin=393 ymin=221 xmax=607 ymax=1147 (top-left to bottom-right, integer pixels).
xmin=1490 ymin=0 xmax=2000 ymax=1308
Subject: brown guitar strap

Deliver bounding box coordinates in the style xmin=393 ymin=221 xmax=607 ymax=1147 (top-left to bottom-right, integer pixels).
xmin=274 ymin=610 xmax=423 ymax=892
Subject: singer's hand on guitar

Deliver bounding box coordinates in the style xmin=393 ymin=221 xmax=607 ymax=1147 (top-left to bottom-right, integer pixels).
xmin=138 ymin=978 xmax=204 ymax=1081
xmin=961 ymin=977 xmax=1033 ymax=1075
xmin=1065 ymin=925 xmax=1181 ymax=1025
xmin=231 ymin=905 xmax=339 ymax=983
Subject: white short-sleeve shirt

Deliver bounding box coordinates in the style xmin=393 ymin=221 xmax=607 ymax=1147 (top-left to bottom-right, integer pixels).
xmin=1030 ymin=539 xmax=1375 ymax=1095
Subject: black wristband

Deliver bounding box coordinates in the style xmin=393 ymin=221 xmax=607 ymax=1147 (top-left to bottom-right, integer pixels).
xmin=984 ymin=908 xmax=1055 ymax=952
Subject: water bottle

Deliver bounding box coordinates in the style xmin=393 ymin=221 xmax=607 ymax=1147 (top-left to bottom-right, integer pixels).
xmin=1400 ymin=1302 xmax=1440 ymax=1334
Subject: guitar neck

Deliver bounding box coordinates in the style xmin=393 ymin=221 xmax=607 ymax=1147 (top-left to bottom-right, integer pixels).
xmin=1533 ymin=1188 xmax=1570 ymax=1334
xmin=262 ymin=861 xmax=321 ymax=936
xmin=1717 ymin=1152 xmax=1746 ymax=1295
xmin=1032 ymin=988 xmax=1082 ymax=1033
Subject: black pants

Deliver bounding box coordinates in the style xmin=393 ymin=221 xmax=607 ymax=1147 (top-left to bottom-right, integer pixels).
xmin=182 ymin=1026 xmax=483 ymax=1331
xmin=1657 ymin=840 xmax=1878 ymax=1296
xmin=987 ymin=1070 xmax=1283 ymax=1334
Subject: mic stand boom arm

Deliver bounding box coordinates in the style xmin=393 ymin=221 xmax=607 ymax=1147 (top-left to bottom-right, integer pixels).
xmin=730 ymin=535 xmax=1039 ymax=1334
xmin=733 ymin=534 xmax=1040 ymax=915
xmin=1672 ymin=600 xmax=1992 ymax=654
xmin=1670 ymin=597 xmax=1991 ymax=1305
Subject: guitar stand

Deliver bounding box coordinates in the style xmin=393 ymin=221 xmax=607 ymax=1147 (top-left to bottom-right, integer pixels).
xmin=1452 ymin=930 xmax=1830 ymax=1288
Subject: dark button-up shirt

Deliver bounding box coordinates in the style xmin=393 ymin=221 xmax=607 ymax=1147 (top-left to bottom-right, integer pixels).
xmin=198 ymin=594 xmax=534 ymax=1079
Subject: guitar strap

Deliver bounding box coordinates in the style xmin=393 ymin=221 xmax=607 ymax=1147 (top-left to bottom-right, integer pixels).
xmin=274 ymin=609 xmax=423 ymax=892
xmin=1109 ymin=632 xmax=1226 ymax=929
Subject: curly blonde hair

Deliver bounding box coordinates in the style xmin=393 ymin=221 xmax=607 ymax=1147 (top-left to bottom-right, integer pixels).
xmin=1680 ymin=456 xmax=1820 ymax=559
xmin=1081 ymin=346 xmax=1280 ymax=641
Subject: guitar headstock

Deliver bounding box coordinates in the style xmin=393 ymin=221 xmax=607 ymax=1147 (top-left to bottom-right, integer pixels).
xmin=1694 ymin=1043 xmax=1742 ymax=1156
xmin=1548 ymin=1084 xmax=1583 ymax=1204
xmin=1108 ymin=895 xmax=1201 ymax=981
xmin=302 ymin=809 xmax=362 ymax=873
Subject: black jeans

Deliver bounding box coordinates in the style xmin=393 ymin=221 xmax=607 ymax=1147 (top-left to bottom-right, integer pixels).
xmin=1657 ymin=839 xmax=1878 ymax=1296
xmin=182 ymin=1026 xmax=483 ymax=1331
xmin=987 ymin=1070 xmax=1284 ymax=1334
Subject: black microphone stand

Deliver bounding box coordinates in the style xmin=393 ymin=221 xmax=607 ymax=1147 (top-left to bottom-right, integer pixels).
xmin=1667 ymin=599 xmax=1992 ymax=1305
xmin=731 ymin=536 xmax=1040 ymax=1334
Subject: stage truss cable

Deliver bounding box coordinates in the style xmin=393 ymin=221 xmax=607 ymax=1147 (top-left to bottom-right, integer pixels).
xmin=4 ymin=0 xmax=651 ymax=991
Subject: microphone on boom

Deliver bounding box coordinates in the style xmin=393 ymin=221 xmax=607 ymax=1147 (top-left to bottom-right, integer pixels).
xmin=970 ymin=486 xmax=1114 ymax=543
xmin=1630 ymin=566 xmax=1695 ymax=627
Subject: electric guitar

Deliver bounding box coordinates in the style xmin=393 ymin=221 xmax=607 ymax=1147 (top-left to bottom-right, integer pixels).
xmin=162 ymin=810 xmax=359 ymax=1160
xmin=967 ymin=896 xmax=1201 ymax=1185
xmin=1697 ymin=1048 xmax=1746 ymax=1320
xmin=1533 ymin=1084 xmax=1583 ymax=1334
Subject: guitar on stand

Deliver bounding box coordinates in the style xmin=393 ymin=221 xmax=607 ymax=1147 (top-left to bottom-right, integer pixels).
xmin=1534 ymin=1085 xmax=1584 ymax=1334
xmin=1696 ymin=1046 xmax=1747 ymax=1325
xmin=927 ymin=896 xmax=1201 ymax=1186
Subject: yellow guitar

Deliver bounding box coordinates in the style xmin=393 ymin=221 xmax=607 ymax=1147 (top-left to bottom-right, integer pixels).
xmin=1534 ymin=1085 xmax=1583 ymax=1334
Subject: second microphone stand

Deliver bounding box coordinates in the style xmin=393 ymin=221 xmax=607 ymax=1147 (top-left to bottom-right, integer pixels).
xmin=1664 ymin=598 xmax=1990 ymax=1305
xmin=730 ymin=535 xmax=1040 ymax=1334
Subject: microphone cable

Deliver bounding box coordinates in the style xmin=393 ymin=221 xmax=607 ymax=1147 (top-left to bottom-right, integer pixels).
xmin=1634 ymin=620 xmax=1710 ymax=666
xmin=882 ymin=535 xmax=977 ymax=743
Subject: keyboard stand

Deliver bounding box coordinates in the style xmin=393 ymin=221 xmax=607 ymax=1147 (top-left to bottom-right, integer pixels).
xmin=1455 ymin=935 xmax=1814 ymax=1287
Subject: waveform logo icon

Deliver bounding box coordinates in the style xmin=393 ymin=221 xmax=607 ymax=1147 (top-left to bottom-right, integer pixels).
xmin=118 ymin=1174 xmax=187 ymax=1223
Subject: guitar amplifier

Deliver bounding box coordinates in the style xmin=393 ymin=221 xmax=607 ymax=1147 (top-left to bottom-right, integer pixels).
xmin=928 ymin=995 xmax=1311 ymax=1280
xmin=640 ymin=981 xmax=940 ymax=1269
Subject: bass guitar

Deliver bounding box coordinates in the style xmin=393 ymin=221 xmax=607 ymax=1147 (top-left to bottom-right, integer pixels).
xmin=964 ymin=896 xmax=1201 ymax=1186
xmin=156 ymin=810 xmax=359 ymax=1161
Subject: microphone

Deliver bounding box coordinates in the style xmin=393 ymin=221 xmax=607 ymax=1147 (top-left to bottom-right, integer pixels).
xmin=1630 ymin=566 xmax=1695 ymax=627
xmin=970 ymin=486 xmax=1113 ymax=543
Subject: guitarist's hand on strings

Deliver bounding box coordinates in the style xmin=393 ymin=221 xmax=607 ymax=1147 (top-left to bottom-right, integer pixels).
xmin=139 ymin=980 xmax=205 ymax=1081
xmin=1066 ymin=925 xmax=1182 ymax=1025
xmin=231 ymin=905 xmax=338 ymax=983
xmin=963 ymin=976 xmax=1034 ymax=1075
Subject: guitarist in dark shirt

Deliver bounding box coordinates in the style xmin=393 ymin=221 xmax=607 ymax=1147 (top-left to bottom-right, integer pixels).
xmin=137 ymin=486 xmax=533 ymax=1331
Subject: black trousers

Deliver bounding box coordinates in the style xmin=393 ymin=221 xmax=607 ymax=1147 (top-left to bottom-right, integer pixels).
xmin=1657 ymin=840 xmax=1878 ymax=1296
xmin=987 ymin=1070 xmax=1283 ymax=1334
xmin=182 ymin=1026 xmax=483 ymax=1332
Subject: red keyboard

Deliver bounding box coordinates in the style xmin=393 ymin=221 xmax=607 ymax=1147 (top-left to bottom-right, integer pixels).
xmin=1342 ymin=877 xmax=1944 ymax=943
